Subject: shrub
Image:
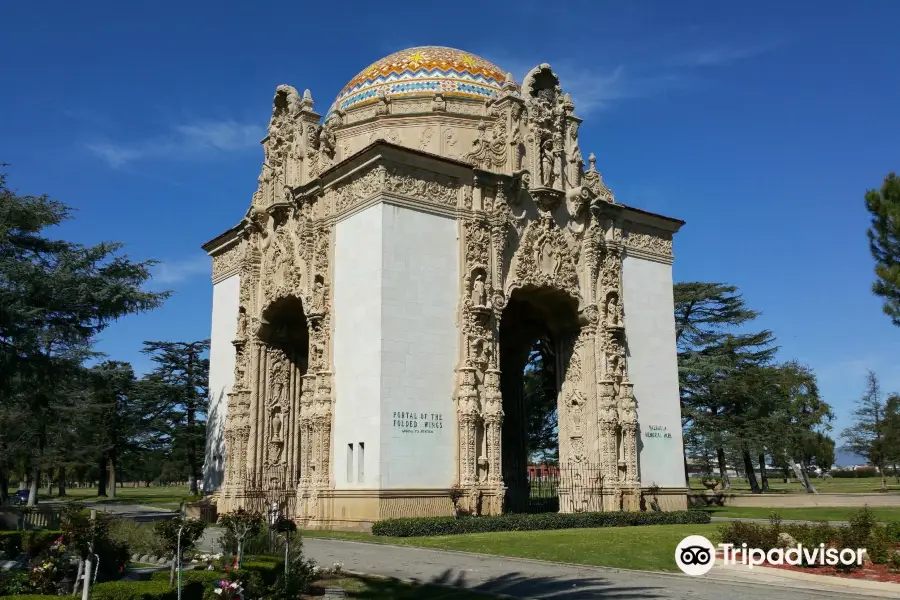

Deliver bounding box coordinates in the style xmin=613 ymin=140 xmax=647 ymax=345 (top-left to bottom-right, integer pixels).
xmin=109 ymin=519 xmax=165 ymax=557
xmin=371 ymin=509 xmax=711 ymax=537
xmin=782 ymin=521 xmax=837 ymax=548
xmin=0 ymin=571 xmax=34 ymax=596
xmin=240 ymin=559 xmax=285 ymax=587
xmin=718 ymin=520 xmax=779 ymax=550
xmin=831 ymin=467 xmax=879 ymax=478
xmin=217 ymin=509 xmax=265 ymax=567
xmin=91 ymin=580 xmax=204 ymax=600
xmin=153 ymin=517 xmax=207 ymax=585
xmin=150 ymin=570 xmax=223 ymax=587
xmin=0 ymin=596 xmax=61 ymax=600
xmin=217 ymin=526 xmax=273 ymax=558
xmin=885 ymin=521 xmax=900 ymax=543
xmin=889 ymin=551 xmax=900 ymax=573
xmin=150 ymin=569 xmax=223 ymax=599
xmin=0 ymin=531 xmax=63 ymax=559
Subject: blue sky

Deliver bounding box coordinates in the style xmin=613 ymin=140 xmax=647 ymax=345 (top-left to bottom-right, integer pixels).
xmin=2 ymin=1 xmax=899 ymax=442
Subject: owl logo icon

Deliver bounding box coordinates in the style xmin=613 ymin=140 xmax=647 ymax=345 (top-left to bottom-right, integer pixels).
xmin=675 ymin=535 xmax=716 ymax=576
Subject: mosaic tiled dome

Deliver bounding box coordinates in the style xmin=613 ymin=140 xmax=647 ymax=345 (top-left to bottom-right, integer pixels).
xmin=328 ymin=46 xmax=507 ymax=115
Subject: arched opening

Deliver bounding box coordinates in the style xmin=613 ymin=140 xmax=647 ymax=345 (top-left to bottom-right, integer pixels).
xmin=259 ymin=296 xmax=310 ymax=371
xmin=499 ymin=286 xmax=580 ymax=512
xmin=253 ymin=296 xmax=310 ymax=499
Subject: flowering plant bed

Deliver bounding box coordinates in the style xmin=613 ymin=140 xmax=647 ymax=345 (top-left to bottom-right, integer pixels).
xmin=716 ymin=508 xmax=900 ymax=583
xmin=717 ymin=549 xmax=900 ymax=583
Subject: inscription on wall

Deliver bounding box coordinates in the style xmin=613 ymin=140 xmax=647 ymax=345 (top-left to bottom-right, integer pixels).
xmin=393 ymin=411 xmax=444 ymax=434
xmin=644 ymin=424 xmax=673 ymax=439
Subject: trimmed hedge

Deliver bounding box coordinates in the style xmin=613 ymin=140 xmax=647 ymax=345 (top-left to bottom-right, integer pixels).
xmin=0 ymin=530 xmax=63 ymax=558
xmin=239 ymin=559 xmax=284 ymax=587
xmin=149 ymin=561 xmax=282 ymax=595
xmin=150 ymin=569 xmax=224 ymax=587
xmin=832 ymin=467 xmax=879 ymax=478
xmin=92 ymin=580 xmax=205 ymax=600
xmin=372 ymin=509 xmax=712 ymax=537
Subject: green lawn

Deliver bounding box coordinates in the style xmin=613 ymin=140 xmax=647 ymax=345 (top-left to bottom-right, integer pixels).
xmin=311 ymin=574 xmax=498 ymax=599
xmin=699 ymin=505 xmax=900 ymax=522
xmin=304 ymin=524 xmax=723 ymax=572
xmin=689 ymin=476 xmax=900 ymax=494
xmin=7 ymin=485 xmax=190 ymax=509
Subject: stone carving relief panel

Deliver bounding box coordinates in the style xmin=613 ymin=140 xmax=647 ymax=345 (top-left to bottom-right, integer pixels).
xmin=384 ymin=165 xmax=459 ymax=207
xmin=622 ymin=224 xmax=673 ymax=259
xmin=212 ymin=239 xmax=246 ymax=283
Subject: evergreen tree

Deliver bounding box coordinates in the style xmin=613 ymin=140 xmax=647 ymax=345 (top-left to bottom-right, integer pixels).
xmin=81 ymin=361 xmax=139 ymax=497
xmin=522 ymin=338 xmax=558 ymax=464
xmin=770 ymin=362 xmax=833 ymax=493
xmin=865 ymin=172 xmax=900 ymax=326
xmin=142 ymin=340 xmax=210 ymax=494
xmin=879 ymin=393 xmax=900 ymax=482
xmin=674 ymin=282 xmax=777 ymax=489
xmin=842 ymin=371 xmax=889 ymax=491
xmin=0 ymin=169 xmax=168 ymax=504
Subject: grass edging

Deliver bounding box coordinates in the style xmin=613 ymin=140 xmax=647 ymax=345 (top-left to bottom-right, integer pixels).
xmin=371 ymin=510 xmax=711 ymax=537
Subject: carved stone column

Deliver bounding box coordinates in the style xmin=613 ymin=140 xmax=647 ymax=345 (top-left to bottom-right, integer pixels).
xmin=618 ymin=380 xmax=638 ymax=483
xmin=298 ymin=374 xmax=315 ymax=488
xmin=456 ymin=368 xmax=480 ymax=487
xmin=245 ymin=340 xmax=264 ymax=487
xmin=482 ymin=369 xmax=504 ymax=485
xmin=597 ymin=378 xmax=619 ymax=489
xmin=314 ymin=372 xmax=333 ymax=488
xmin=483 ymin=368 xmax=504 ymax=513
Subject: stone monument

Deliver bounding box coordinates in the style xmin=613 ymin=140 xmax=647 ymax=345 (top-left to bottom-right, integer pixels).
xmin=202 ymin=46 xmax=687 ymax=529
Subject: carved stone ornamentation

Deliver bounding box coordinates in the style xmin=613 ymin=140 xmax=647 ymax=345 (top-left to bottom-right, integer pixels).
xmin=334 ymin=165 xmax=385 ymax=213
xmin=210 ymin=48 xmax=685 ymax=522
xmin=622 ymin=226 xmax=674 ymax=259
xmin=212 ymin=240 xmax=245 ymax=283
xmin=464 ymin=120 xmax=507 ymax=171
xmin=384 ymin=165 xmax=459 ymax=207
xmin=508 ymin=217 xmax=580 ymax=301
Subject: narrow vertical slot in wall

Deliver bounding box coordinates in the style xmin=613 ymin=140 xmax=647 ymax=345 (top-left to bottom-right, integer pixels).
xmin=347 ymin=443 xmax=354 ymax=483
xmin=358 ymin=442 xmax=365 ymax=483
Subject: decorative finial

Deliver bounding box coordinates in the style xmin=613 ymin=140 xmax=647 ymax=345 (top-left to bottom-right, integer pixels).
xmin=588 ymin=153 xmax=597 ymax=172
xmin=500 ymin=72 xmax=519 ymax=97
xmin=300 ymin=89 xmax=314 ymax=110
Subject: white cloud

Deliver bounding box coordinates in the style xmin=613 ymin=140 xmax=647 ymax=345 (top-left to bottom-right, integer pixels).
xmin=488 ymin=56 xmax=687 ymax=116
xmin=151 ymin=255 xmax=210 ymax=285
xmin=482 ymin=37 xmax=779 ymax=116
xmin=666 ymin=40 xmax=783 ymax=68
xmin=87 ymin=120 xmax=264 ymax=168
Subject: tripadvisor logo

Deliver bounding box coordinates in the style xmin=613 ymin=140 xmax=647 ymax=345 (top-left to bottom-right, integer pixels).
xmin=675 ymin=535 xmax=716 ymax=576
xmin=675 ymin=535 xmax=867 ymax=576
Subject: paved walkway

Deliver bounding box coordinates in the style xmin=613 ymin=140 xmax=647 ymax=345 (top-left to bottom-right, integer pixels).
xmin=301 ymin=537 xmax=895 ymax=599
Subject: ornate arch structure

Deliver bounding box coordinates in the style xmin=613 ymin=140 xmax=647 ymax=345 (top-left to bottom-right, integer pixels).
xmin=203 ymin=49 xmax=686 ymax=528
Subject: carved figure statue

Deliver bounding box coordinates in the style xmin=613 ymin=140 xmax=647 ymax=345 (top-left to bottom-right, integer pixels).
xmin=237 ymin=310 xmax=247 ymax=338
xmin=539 ymin=240 xmax=557 ymax=276
xmin=314 ymin=279 xmax=325 ymax=310
xmin=271 ymin=411 xmax=283 ymax=441
xmin=471 ymin=274 xmax=486 ymax=307
xmin=540 ymin=139 xmax=557 ymax=187
xmin=607 ymin=296 xmax=622 ymax=327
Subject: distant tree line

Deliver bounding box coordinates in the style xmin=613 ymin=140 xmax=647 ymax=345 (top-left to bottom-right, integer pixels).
xmin=0 ymin=167 xmax=210 ymax=505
